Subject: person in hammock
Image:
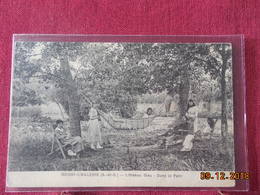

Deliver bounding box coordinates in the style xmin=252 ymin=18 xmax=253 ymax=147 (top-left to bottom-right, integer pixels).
xmin=88 ymin=104 xmax=103 ymax=150
xmin=54 ymin=120 xmax=84 ymax=157
xmin=142 ymin=107 xmax=154 ymax=118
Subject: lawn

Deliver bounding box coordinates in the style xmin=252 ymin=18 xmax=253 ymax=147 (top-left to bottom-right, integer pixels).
xmin=8 ymin=116 xmax=234 ymax=172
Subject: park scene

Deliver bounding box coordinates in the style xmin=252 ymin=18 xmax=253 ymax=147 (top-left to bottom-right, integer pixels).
xmin=8 ymin=41 xmax=234 ymax=172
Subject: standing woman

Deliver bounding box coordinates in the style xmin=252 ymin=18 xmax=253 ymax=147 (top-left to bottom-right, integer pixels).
xmin=185 ymin=99 xmax=198 ymax=133
xmin=164 ymin=91 xmax=174 ymax=114
xmin=88 ymin=103 xmax=103 ymax=150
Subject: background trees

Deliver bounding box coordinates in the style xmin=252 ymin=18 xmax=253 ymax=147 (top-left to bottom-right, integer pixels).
xmin=199 ymin=44 xmax=232 ymax=144
xmin=14 ymin=42 xmax=86 ymax=136
xmin=13 ymin=42 xmax=232 ymax=139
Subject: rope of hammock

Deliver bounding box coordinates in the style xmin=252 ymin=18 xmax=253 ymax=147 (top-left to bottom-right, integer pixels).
xmin=80 ymin=92 xmax=162 ymax=130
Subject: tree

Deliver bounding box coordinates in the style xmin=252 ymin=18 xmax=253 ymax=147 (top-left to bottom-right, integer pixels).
xmin=14 ymin=42 xmax=86 ymax=136
xmin=12 ymin=79 xmax=43 ymax=106
xmin=14 ymin=41 xmax=232 ymax=140
xmin=197 ymin=44 xmax=232 ymax=146
xmin=78 ymin=43 xmax=139 ymax=118
xmin=143 ymin=44 xmax=209 ymax=117
xmin=218 ymin=45 xmax=231 ymax=139
xmin=12 ymin=42 xmax=44 ymax=106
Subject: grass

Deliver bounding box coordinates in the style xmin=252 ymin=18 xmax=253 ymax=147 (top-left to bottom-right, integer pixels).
xmin=8 ymin=117 xmax=235 ymax=172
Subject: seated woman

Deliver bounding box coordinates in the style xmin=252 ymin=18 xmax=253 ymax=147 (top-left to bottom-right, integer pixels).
xmin=180 ymin=99 xmax=198 ymax=151
xmin=162 ymin=99 xmax=198 ymax=150
xmin=54 ymin=120 xmax=84 ymax=157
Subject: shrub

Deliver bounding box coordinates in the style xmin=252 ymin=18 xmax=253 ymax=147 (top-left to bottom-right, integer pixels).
xmin=12 ymin=106 xmax=42 ymax=121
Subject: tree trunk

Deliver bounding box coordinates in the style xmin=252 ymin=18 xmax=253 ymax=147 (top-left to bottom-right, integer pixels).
xmin=178 ymin=70 xmax=190 ymax=118
xmin=207 ymin=86 xmax=212 ymax=112
xmin=220 ymin=57 xmax=228 ymax=147
xmin=54 ymin=99 xmax=65 ymax=120
xmin=207 ymin=99 xmax=211 ymax=112
xmin=67 ymin=84 xmax=81 ymax=136
xmin=60 ymin=54 xmax=81 ymax=137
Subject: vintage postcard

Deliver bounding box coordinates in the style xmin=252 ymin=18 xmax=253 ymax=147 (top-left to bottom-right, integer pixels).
xmin=7 ymin=39 xmax=235 ymax=188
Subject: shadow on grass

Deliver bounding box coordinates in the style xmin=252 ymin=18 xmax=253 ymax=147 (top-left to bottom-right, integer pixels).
xmin=8 ymin=119 xmax=234 ymax=172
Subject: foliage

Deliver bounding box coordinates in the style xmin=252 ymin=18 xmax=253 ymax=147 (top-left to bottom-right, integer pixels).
xmin=14 ymin=42 xmax=40 ymax=81
xmin=13 ymin=42 xmax=232 ymax=132
xmin=11 ymin=106 xmax=42 ymax=122
xmin=82 ymin=85 xmax=138 ymax=118
xmin=12 ymin=79 xmax=43 ymax=106
xmin=137 ymin=92 xmax=166 ymax=104
xmin=10 ymin=42 xmax=235 ymax=172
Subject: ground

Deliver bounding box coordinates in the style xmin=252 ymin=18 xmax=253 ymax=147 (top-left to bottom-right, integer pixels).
xmin=8 ymin=116 xmax=234 ymax=172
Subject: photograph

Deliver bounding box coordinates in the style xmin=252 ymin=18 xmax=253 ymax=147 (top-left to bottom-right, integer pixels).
xmin=7 ymin=40 xmax=235 ymax=187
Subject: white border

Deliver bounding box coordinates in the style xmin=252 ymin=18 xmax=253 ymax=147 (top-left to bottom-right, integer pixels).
xmin=7 ymin=171 xmax=235 ymax=188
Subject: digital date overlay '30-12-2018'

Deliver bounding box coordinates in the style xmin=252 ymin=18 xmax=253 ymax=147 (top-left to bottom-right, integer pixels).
xmin=200 ymin=172 xmax=249 ymax=180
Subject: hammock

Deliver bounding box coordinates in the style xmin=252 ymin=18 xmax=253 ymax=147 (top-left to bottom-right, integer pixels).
xmin=81 ymin=93 xmax=157 ymax=130
xmin=98 ymin=110 xmax=156 ymax=130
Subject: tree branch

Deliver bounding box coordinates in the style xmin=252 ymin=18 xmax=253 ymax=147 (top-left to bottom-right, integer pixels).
xmin=194 ymin=56 xmax=221 ymax=76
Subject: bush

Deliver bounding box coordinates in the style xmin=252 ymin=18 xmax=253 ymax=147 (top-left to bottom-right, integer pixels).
xmin=12 ymin=80 xmax=43 ymax=106
xmin=138 ymin=92 xmax=166 ymax=104
xmin=12 ymin=106 xmax=42 ymax=121
xmin=98 ymin=89 xmax=137 ymax=118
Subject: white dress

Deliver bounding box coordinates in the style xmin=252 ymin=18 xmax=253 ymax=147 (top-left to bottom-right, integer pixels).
xmin=88 ymin=108 xmax=102 ymax=145
xmin=186 ymin=106 xmax=198 ymax=133
xmin=181 ymin=106 xmax=198 ymax=151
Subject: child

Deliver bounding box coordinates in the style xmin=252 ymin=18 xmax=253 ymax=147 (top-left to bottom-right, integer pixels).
xmin=88 ymin=104 xmax=103 ymax=150
xmin=54 ymin=120 xmax=84 ymax=157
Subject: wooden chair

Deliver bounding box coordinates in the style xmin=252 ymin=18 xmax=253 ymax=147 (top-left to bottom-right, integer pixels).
xmin=48 ymin=124 xmax=69 ymax=159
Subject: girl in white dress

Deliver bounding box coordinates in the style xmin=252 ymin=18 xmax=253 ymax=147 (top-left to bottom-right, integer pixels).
xmin=88 ymin=104 xmax=103 ymax=150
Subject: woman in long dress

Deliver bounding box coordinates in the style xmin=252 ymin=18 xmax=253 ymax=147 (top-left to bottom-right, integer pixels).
xmin=164 ymin=92 xmax=174 ymax=114
xmin=88 ymin=104 xmax=103 ymax=150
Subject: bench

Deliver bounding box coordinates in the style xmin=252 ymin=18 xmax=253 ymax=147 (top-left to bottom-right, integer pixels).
xmin=197 ymin=112 xmax=221 ymax=134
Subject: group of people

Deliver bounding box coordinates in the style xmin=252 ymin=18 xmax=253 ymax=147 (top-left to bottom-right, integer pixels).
xmin=54 ymin=92 xmax=199 ymax=158
xmin=54 ymin=104 xmax=103 ymax=157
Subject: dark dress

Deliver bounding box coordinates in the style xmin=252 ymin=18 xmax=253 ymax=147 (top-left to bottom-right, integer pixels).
xmin=55 ymin=126 xmax=84 ymax=153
